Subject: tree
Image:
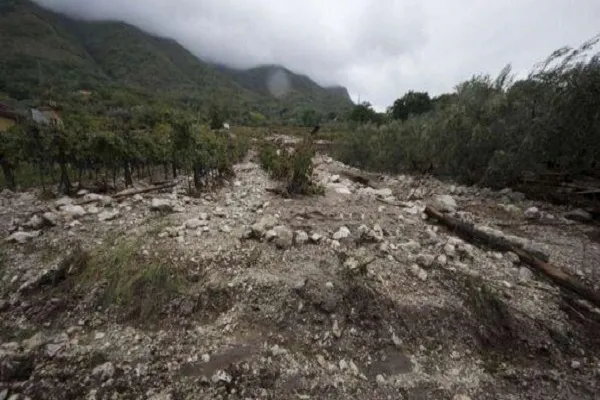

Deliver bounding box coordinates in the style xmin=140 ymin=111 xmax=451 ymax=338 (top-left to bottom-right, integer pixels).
xmin=348 ymin=102 xmax=383 ymax=125
xmin=390 ymin=91 xmax=432 ymax=120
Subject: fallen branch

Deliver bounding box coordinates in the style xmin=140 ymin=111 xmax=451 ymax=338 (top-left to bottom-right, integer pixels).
xmin=376 ymin=197 xmax=411 ymax=208
xmin=112 ymin=182 xmax=177 ymax=199
xmin=424 ymin=205 xmax=600 ymax=309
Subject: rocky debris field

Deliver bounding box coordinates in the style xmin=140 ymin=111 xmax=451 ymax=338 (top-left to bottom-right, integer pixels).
xmin=1 ymin=147 xmax=600 ymax=399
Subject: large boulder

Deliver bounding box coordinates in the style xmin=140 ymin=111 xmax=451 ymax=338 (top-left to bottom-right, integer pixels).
xmin=150 ymin=198 xmax=174 ymax=213
xmin=432 ymin=195 xmax=457 ymax=212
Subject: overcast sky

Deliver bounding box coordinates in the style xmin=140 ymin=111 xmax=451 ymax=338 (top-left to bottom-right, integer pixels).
xmin=35 ymin=0 xmax=600 ymax=110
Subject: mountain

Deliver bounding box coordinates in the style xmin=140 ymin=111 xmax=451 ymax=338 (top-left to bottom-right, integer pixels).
xmin=0 ymin=0 xmax=353 ymax=120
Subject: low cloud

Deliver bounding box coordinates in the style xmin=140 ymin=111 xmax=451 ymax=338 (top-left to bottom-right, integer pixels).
xmin=35 ymin=0 xmax=600 ymax=110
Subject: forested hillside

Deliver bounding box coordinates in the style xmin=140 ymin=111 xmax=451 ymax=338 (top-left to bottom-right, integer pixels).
xmin=0 ymin=0 xmax=353 ymax=121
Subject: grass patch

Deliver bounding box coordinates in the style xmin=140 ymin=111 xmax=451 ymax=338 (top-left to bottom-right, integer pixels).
xmin=81 ymin=239 xmax=184 ymax=320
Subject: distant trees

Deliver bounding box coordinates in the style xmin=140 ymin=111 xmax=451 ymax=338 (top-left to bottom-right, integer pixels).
xmin=348 ymin=102 xmax=384 ymax=125
xmin=338 ymin=35 xmax=600 ymax=191
xmin=389 ymin=91 xmax=432 ymax=121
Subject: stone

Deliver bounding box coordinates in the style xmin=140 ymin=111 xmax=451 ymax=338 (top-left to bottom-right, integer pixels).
xmin=565 ymin=208 xmax=593 ymax=223
xmin=335 ymin=187 xmax=352 ymax=195
xmin=453 ymin=395 xmax=472 ymax=400
xmin=432 ymin=195 xmax=457 ymax=212
xmin=410 ymin=264 xmax=428 ymax=281
xmin=343 ymin=257 xmax=359 ymax=271
xmin=294 ymin=230 xmax=309 ymax=245
xmin=92 ymin=362 xmax=115 ymax=381
xmin=376 ymin=374 xmax=386 ymax=384
xmin=251 ymin=215 xmax=278 ymax=237
xmin=214 ymin=207 xmax=227 ymax=218
xmin=61 ymin=204 xmax=86 ymax=218
xmin=416 ymin=253 xmax=435 ymax=268
xmin=150 ymin=199 xmax=174 ymax=213
xmin=42 ymin=212 xmax=59 ymax=226
xmin=24 ymin=215 xmax=44 ymax=230
xmin=5 ymin=230 xmax=41 ymax=244
xmin=98 ymin=210 xmax=119 ymax=222
xmin=221 ymin=225 xmax=231 ymax=233
xmin=83 ymin=193 xmax=111 ymax=205
xmin=524 ymin=207 xmax=541 ymax=219
xmin=310 ymin=233 xmax=323 ymax=243
xmin=132 ymin=194 xmax=144 ymax=202
xmin=273 ymin=225 xmax=294 ymax=249
xmin=22 ymin=332 xmax=47 ymax=352
xmin=571 ymin=360 xmax=581 ymax=369
xmin=444 ymin=243 xmax=457 ymax=258
xmin=332 ymin=320 xmax=342 ymax=338
xmin=147 ymin=390 xmax=174 ymax=400
xmin=330 ymin=175 xmax=341 ymax=183
xmin=333 ymin=226 xmax=351 ymax=240
xmin=184 ymin=218 xmax=207 ymax=229
xmin=211 ymin=370 xmax=232 ymax=384
xmin=86 ymin=206 xmax=100 ymax=214
xmin=201 ymin=354 xmax=211 ymax=363
xmin=374 ymin=188 xmax=393 ymax=198
xmin=55 ymin=197 xmax=73 ymax=207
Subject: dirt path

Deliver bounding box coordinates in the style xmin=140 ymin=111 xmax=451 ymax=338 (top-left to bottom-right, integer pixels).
xmin=1 ymin=148 xmax=599 ymax=399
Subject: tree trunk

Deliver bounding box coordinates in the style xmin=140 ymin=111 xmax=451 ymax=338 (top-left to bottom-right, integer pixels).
xmin=58 ymin=147 xmax=71 ymax=194
xmin=124 ymin=161 xmax=133 ymax=187
xmin=0 ymin=157 xmax=16 ymax=191
xmin=172 ymin=162 xmax=177 ymax=179
xmin=163 ymin=163 xmax=169 ymax=180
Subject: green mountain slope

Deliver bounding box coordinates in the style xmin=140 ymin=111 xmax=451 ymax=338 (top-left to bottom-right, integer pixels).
xmin=0 ymin=0 xmax=353 ymax=120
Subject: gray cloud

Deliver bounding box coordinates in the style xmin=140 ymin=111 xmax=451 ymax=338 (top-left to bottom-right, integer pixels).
xmin=34 ymin=0 xmax=600 ymax=110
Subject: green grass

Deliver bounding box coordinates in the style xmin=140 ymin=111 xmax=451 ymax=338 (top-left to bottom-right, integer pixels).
xmin=81 ymin=238 xmax=184 ymax=320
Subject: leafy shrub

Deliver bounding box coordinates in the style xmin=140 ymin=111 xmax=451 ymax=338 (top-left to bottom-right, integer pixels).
xmin=338 ymin=36 xmax=600 ymax=190
xmin=258 ymin=137 xmax=322 ymax=196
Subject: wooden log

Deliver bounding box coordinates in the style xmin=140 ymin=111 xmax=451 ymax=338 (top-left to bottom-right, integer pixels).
xmin=424 ymin=205 xmax=600 ymax=309
xmin=112 ymin=182 xmax=177 ymax=199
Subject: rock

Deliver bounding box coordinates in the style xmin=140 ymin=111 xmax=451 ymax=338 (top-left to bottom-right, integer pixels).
xmin=332 ymin=320 xmax=342 ymax=338
xmin=506 ymin=252 xmax=520 ymax=264
xmin=83 ymin=193 xmax=111 ymax=205
xmin=410 ymin=264 xmax=428 ymax=281
xmin=147 ymin=390 xmax=174 ymax=400
xmin=294 ymin=230 xmax=309 ymax=245
xmin=24 ymin=215 xmax=44 ymax=230
xmin=214 ymin=207 xmax=227 ymax=218
xmin=416 ymin=253 xmax=435 ymax=268
xmin=150 ymin=198 xmax=174 ymax=213
xmin=132 ymin=194 xmax=144 ymax=202
xmin=42 ymin=212 xmax=59 ymax=226
xmin=524 ymin=207 xmax=541 ymax=220
xmin=211 ymin=370 xmax=232 ymax=384
xmin=5 ymin=230 xmax=41 ymax=244
xmin=374 ymin=188 xmax=393 ymax=198
xmin=273 ymin=225 xmax=293 ymax=249
xmin=184 ymin=218 xmax=207 ymax=229
xmin=444 ymin=243 xmax=457 ymax=258
xmin=333 ymin=226 xmax=351 ymax=240
xmin=343 ymin=257 xmax=359 ymax=271
xmin=330 ymin=175 xmax=341 ymax=183
xmin=310 ymin=233 xmax=323 ymax=243
xmin=453 ymin=395 xmax=472 ymax=400
xmin=0 ymin=189 xmax=15 ymax=198
xmin=334 ymin=186 xmax=352 ymax=195
xmin=45 ymin=343 xmax=63 ymax=357
xmin=22 ymin=332 xmax=46 ymax=352
xmin=518 ymin=267 xmax=533 ymax=282
xmin=432 ymin=195 xmax=457 ymax=212
xmin=86 ymin=206 xmax=100 ymax=214
xmin=251 ymin=215 xmax=278 ymax=237
xmin=98 ymin=210 xmax=119 ymax=222
xmin=376 ymin=374 xmax=386 ymax=384
xmin=61 ymin=204 xmax=86 ymax=218
xmin=220 ymin=225 xmax=231 ymax=233
xmin=571 ymin=360 xmax=581 ymax=369
xmin=201 ymin=354 xmax=211 ymax=363
xmin=565 ymin=208 xmax=593 ymax=223
xmin=339 ymin=360 xmax=348 ymax=371
xmin=55 ymin=197 xmax=73 ymax=207
xmin=92 ymin=362 xmax=115 ymax=381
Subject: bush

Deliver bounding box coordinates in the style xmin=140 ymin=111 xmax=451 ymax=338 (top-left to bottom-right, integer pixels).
xmin=338 ymin=36 xmax=600 ymax=190
xmin=258 ymin=137 xmax=322 ymax=196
